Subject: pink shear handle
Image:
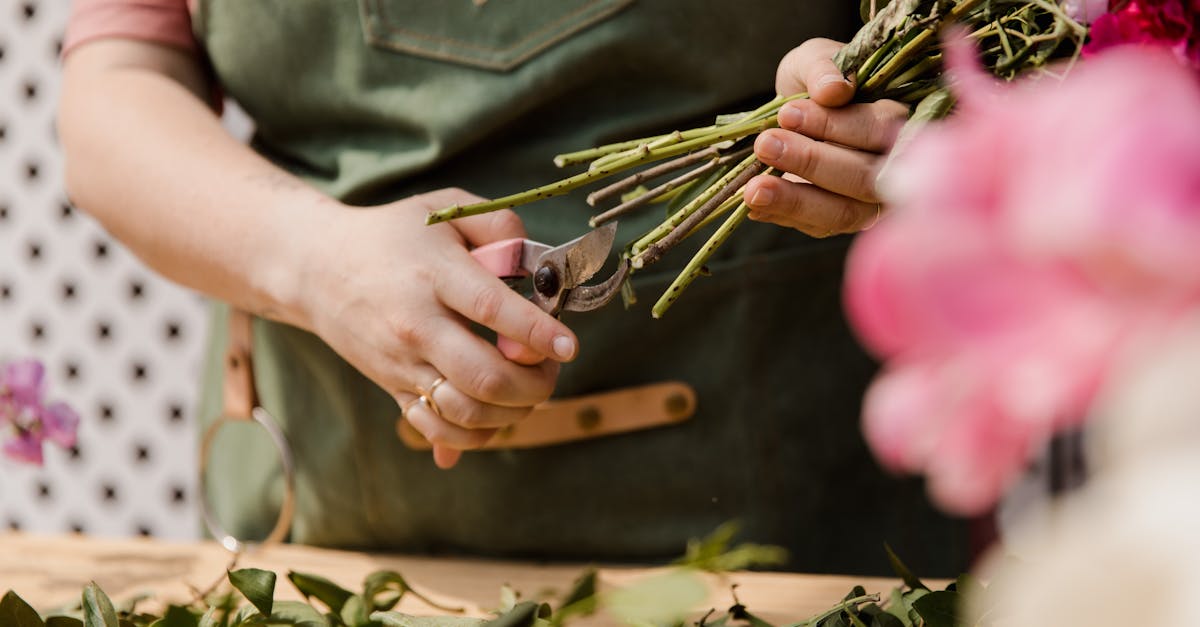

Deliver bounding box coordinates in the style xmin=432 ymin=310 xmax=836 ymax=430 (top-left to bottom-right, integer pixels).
xmin=470 ymin=238 xmax=530 ymax=279
xmin=470 ymin=238 xmax=544 ymax=365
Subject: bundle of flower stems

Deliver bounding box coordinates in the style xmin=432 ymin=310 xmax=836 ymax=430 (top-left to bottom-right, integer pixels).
xmin=426 ymin=0 xmax=1087 ymax=318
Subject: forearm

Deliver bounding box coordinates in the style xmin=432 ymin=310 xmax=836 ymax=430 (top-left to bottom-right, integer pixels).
xmin=58 ymin=40 xmax=335 ymax=329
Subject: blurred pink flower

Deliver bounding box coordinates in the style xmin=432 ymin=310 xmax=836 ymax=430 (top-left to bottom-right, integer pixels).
xmin=1 ymin=359 xmax=78 ymax=465
xmin=3 ymin=433 xmax=44 ymax=465
xmin=1063 ymin=0 xmax=1112 ymax=24
xmin=2 ymin=359 xmax=45 ymax=409
xmin=845 ymin=46 xmax=1200 ymax=515
xmin=1083 ymin=0 xmax=1200 ymax=69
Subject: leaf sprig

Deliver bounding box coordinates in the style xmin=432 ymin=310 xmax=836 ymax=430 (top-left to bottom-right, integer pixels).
xmin=424 ymin=0 xmax=1086 ymax=317
xmin=0 ymin=543 xmax=985 ymax=627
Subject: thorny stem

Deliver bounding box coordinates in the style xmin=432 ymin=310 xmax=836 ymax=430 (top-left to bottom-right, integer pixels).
xmin=635 ymin=157 xmax=765 ymax=270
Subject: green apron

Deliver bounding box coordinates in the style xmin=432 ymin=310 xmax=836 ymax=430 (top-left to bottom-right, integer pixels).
xmin=195 ymin=0 xmax=968 ymax=576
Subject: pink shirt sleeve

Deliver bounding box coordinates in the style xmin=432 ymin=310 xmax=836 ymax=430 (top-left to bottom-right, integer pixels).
xmin=63 ymin=0 xmax=197 ymax=57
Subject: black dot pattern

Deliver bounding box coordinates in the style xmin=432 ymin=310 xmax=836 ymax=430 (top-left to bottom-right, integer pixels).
xmin=0 ymin=0 xmax=209 ymax=541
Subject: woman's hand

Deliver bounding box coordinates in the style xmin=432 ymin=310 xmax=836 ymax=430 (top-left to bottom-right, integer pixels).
xmin=300 ymin=188 xmax=578 ymax=469
xmin=745 ymin=38 xmax=909 ymax=237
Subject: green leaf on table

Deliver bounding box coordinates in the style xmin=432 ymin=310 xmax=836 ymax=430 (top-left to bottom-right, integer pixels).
xmin=148 ymin=606 xmax=199 ymax=627
xmin=883 ymin=545 xmax=927 ymax=592
xmin=196 ymin=608 xmax=217 ymax=627
xmin=550 ymin=569 xmax=596 ymax=625
xmin=263 ymin=600 xmax=330 ymax=627
xmin=83 ymin=583 xmax=120 ymax=627
xmin=340 ymin=595 xmax=372 ymax=627
xmin=884 ymin=588 xmax=912 ymax=627
xmin=289 ymin=572 xmax=354 ymax=615
xmin=228 ymin=569 xmax=276 ymax=618
xmin=371 ymin=612 xmax=483 ymax=627
xmin=605 ymin=570 xmax=707 ymax=627
xmin=868 ymin=613 xmax=904 ymax=627
xmin=953 ymin=573 xmax=984 ymax=601
xmin=846 ymin=611 xmax=869 ymax=627
xmin=2 ymin=591 xmax=46 ymax=627
xmin=672 ymin=522 xmax=788 ymax=573
xmin=364 ymin=571 xmax=463 ymax=614
xmin=229 ymin=603 xmax=260 ymax=625
xmin=482 ymin=601 xmax=550 ymax=627
xmin=910 ymin=591 xmax=958 ymax=627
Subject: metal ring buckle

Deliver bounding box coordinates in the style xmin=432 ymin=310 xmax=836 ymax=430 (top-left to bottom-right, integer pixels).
xmin=198 ymin=406 xmax=296 ymax=553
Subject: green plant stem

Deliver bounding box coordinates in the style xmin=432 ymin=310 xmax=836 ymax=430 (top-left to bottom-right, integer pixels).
xmin=590 ymin=147 xmax=752 ymax=227
xmin=628 ymin=153 xmax=759 ymax=259
xmin=858 ymin=0 xmax=988 ymax=97
xmin=427 ymin=115 xmax=779 ymax=224
xmin=635 ymin=156 xmax=764 ymax=270
xmin=587 ymin=146 xmax=722 ymax=207
xmin=554 ymin=126 xmax=723 ymax=168
xmin=784 ymin=594 xmax=880 ymax=627
xmin=650 ymin=201 xmax=751 ymax=319
xmin=686 ymin=191 xmax=745 ymax=236
xmin=590 ymin=159 xmax=719 ymax=227
xmin=589 ymin=131 xmax=686 ymax=172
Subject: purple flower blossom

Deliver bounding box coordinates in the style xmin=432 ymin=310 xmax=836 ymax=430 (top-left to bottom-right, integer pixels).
xmin=1 ymin=359 xmax=78 ymax=465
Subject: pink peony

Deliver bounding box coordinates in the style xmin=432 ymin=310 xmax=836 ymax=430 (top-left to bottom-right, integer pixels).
xmin=1083 ymin=0 xmax=1200 ymax=69
xmin=845 ymin=45 xmax=1200 ymax=515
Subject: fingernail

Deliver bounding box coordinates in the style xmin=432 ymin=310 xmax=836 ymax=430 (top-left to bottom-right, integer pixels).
xmin=748 ymin=186 xmax=774 ymax=208
xmin=553 ymin=335 xmax=575 ymax=360
xmin=778 ymin=103 xmax=804 ymax=130
xmin=757 ymin=135 xmax=784 ymax=161
xmin=816 ymin=73 xmax=851 ymax=91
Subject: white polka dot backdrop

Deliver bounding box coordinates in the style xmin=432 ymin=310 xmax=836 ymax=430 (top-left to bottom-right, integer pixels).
xmin=0 ymin=0 xmax=212 ymax=540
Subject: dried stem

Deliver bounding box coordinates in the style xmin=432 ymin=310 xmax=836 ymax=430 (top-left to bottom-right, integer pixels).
xmin=587 ymin=146 xmax=722 ymax=207
xmin=634 ymin=157 xmax=765 ymax=269
xmin=589 ymin=147 xmax=753 ymax=227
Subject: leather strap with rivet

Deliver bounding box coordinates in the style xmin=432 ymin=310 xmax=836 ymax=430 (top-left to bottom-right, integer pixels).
xmin=397 ymin=380 xmax=697 ymax=450
xmin=200 ymin=307 xmax=295 ymax=553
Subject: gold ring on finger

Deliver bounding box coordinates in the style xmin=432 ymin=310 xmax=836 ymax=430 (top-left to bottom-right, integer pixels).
xmin=863 ymin=203 xmax=884 ymax=231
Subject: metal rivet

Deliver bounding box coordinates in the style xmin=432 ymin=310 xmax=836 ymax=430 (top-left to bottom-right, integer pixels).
xmin=534 ymin=265 xmax=559 ymax=296
xmin=665 ymin=393 xmax=690 ymax=418
xmin=576 ymin=406 xmax=601 ymax=431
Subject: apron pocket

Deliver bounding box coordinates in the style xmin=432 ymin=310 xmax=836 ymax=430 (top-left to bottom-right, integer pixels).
xmin=358 ymin=0 xmax=634 ymax=72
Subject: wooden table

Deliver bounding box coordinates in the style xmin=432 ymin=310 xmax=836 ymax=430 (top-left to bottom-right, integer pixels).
xmin=0 ymin=533 xmax=900 ymax=624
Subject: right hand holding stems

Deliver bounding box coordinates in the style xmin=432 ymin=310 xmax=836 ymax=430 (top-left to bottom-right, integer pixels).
xmin=745 ymin=38 xmax=910 ymax=236
xmin=299 ymin=188 xmax=578 ymax=469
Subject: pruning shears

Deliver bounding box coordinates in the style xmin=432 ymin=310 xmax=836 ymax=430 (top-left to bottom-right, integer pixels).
xmin=470 ymin=221 xmax=630 ymax=318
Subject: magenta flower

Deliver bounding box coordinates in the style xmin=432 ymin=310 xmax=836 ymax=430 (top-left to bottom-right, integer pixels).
xmin=845 ymin=45 xmax=1200 ymax=515
xmin=1 ymin=359 xmax=79 ymax=465
xmin=1083 ymin=0 xmax=1200 ymax=69
xmin=2 ymin=359 xmax=45 ymax=409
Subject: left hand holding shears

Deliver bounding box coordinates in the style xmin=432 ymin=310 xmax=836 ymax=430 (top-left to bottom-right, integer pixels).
xmin=398 ymin=209 xmax=629 ymax=468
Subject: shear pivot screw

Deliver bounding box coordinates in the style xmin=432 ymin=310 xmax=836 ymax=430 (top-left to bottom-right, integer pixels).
xmin=534 ymin=265 xmax=559 ymax=297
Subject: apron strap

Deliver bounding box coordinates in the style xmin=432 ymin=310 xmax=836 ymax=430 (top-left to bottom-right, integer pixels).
xmin=222 ymin=307 xmax=257 ymax=420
